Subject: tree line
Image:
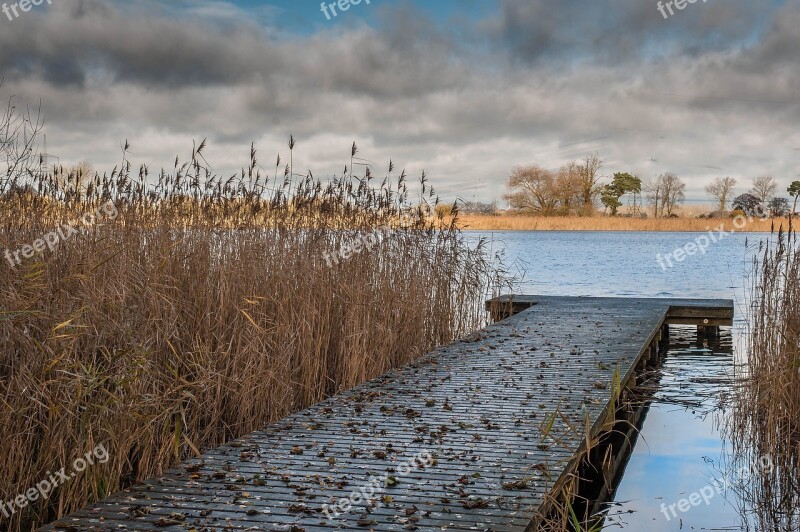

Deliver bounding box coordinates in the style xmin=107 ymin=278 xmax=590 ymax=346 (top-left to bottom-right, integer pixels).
xmin=705 ymin=175 xmax=800 ymax=217
xmin=503 ymin=154 xmax=603 ymax=216
xmin=504 ymin=154 xmax=800 ymax=217
xmin=503 ymin=154 xmax=686 ymax=217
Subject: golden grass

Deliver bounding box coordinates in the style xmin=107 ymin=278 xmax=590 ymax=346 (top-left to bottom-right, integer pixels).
xmin=457 ymin=214 xmax=784 ymax=232
xmin=0 ymin=142 xmax=506 ymax=530
xmin=728 ymin=224 xmax=800 ymax=530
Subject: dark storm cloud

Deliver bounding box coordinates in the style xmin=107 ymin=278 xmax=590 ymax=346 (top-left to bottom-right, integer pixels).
xmin=0 ymin=0 xmax=287 ymax=88
xmin=488 ymin=0 xmax=774 ymax=65
xmin=0 ymin=0 xmax=463 ymax=98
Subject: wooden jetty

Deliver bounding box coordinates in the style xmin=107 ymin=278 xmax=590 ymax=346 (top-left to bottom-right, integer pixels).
xmin=44 ymin=296 xmax=733 ymax=531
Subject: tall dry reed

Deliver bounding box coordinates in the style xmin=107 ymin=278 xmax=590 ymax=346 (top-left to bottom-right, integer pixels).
xmin=729 ymin=225 xmax=800 ymax=530
xmin=0 ymin=138 xmax=506 ymax=530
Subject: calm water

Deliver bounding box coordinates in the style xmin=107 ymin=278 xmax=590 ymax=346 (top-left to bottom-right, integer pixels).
xmin=606 ymin=328 xmax=741 ymax=531
xmin=468 ymin=230 xmax=763 ymax=300
xmin=467 ymin=230 xmax=771 ymax=530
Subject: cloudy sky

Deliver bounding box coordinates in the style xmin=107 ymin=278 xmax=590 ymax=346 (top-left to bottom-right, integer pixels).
xmin=1 ymin=0 xmax=797 ymax=205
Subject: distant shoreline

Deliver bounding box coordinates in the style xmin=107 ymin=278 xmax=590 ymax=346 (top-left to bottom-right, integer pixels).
xmin=456 ymin=214 xmax=791 ymax=233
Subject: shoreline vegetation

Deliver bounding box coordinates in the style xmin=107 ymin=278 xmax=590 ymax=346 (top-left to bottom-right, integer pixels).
xmin=0 ymin=131 xmax=508 ymax=529
xmin=456 ymin=213 xmax=787 ymax=232
xmin=729 ymin=225 xmax=800 ymax=530
xmin=482 ymin=155 xmax=800 ymax=233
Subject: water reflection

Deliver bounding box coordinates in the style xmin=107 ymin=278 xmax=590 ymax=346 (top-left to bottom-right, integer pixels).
xmin=604 ymin=326 xmax=743 ymax=530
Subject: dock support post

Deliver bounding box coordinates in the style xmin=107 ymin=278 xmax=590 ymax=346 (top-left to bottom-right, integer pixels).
xmin=659 ymin=324 xmax=670 ymax=353
xmin=697 ymin=325 xmax=721 ymax=339
xmin=647 ymin=342 xmax=660 ymax=366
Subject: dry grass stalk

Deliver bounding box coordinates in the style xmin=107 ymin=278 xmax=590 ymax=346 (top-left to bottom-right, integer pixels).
xmin=729 ymin=225 xmax=800 ymax=530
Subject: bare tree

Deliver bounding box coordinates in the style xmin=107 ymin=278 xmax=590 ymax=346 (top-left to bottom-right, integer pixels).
xmin=751 ymin=176 xmax=777 ymax=205
xmin=705 ymin=176 xmax=737 ymax=211
xmin=503 ymin=155 xmax=603 ymax=216
xmin=1 ymin=86 xmax=44 ymax=195
xmin=577 ymin=153 xmax=602 ymax=214
xmin=645 ymin=173 xmax=686 ymax=217
xmin=72 ymin=159 xmax=94 ymax=177
xmin=644 ymin=177 xmax=663 ymax=218
xmin=553 ymin=161 xmax=581 ymax=215
xmin=503 ymin=165 xmax=559 ymax=215
xmin=661 ymin=173 xmax=686 ymax=216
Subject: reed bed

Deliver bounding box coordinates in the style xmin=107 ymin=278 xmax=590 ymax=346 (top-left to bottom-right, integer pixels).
xmin=457 ymin=214 xmax=780 ymax=232
xmin=0 ymin=140 xmax=507 ymax=530
xmin=728 ymin=225 xmax=800 ymax=530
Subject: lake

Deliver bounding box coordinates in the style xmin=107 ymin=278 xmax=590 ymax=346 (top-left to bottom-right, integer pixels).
xmin=468 ymin=230 xmax=765 ymax=300
xmin=467 ymin=230 xmax=772 ymax=530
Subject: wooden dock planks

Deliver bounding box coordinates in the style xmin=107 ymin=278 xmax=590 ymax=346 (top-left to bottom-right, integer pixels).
xmin=42 ymin=296 xmax=733 ymax=531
